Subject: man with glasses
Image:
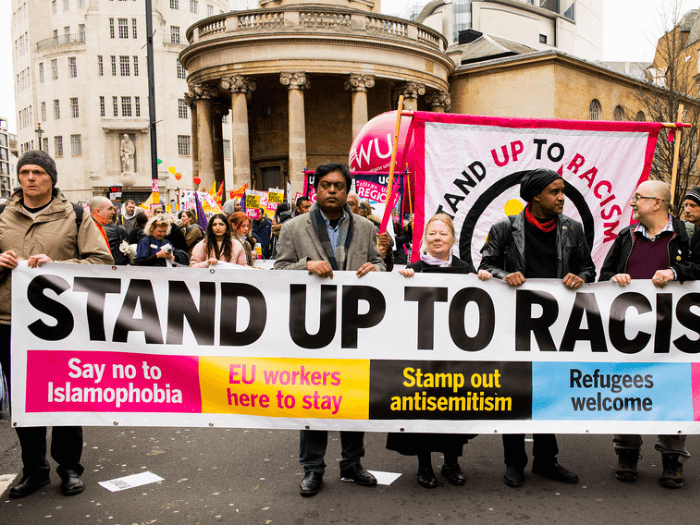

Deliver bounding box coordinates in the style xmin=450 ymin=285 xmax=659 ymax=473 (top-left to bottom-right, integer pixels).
xmin=275 ymin=162 xmax=385 ymax=497
xmin=600 ymin=180 xmax=700 ymax=488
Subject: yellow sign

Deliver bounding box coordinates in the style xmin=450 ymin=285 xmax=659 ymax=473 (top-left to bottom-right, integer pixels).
xmin=199 ymin=358 xmax=370 ymax=419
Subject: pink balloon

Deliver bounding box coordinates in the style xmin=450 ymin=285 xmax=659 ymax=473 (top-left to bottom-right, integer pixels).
xmin=349 ymin=111 xmax=415 ymax=175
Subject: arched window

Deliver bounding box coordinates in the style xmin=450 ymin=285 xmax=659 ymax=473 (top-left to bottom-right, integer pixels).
xmin=613 ymin=105 xmax=625 ymax=121
xmin=635 ymin=111 xmax=645 ymax=121
xmin=589 ymin=99 xmax=601 ymax=121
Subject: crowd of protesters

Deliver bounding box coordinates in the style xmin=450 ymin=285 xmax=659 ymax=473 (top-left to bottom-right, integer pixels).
xmin=1 ymin=152 xmax=699 ymax=500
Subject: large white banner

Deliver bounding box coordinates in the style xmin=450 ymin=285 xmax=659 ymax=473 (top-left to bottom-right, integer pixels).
xmin=10 ymin=263 xmax=700 ymax=434
xmin=410 ymin=113 xmax=663 ymax=268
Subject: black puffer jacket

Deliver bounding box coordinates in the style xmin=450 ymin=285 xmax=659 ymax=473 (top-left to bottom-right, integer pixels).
xmin=478 ymin=210 xmax=596 ymax=282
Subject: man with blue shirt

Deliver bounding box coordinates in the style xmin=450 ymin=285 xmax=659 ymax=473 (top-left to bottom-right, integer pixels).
xmin=274 ymin=162 xmax=385 ymax=496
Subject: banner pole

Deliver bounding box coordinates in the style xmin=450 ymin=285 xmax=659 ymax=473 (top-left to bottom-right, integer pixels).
xmin=379 ymin=96 xmax=404 ymax=234
xmin=670 ymin=104 xmax=685 ymax=209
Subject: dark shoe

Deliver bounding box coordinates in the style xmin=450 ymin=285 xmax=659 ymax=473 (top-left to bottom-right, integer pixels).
xmin=441 ymin=462 xmax=466 ymax=486
xmin=660 ymin=453 xmax=683 ymax=489
xmin=60 ymin=470 xmax=84 ymax=496
xmin=616 ymin=449 xmax=639 ymax=482
xmin=9 ymin=474 xmax=50 ymax=498
xmin=532 ymin=461 xmax=578 ymax=484
xmin=504 ymin=465 xmax=525 ymax=488
xmin=417 ymin=466 xmax=438 ymax=489
xmin=340 ymin=464 xmax=377 ymax=487
xmin=299 ymin=471 xmax=323 ymax=497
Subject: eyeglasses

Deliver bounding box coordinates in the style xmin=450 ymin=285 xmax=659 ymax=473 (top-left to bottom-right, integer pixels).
xmin=631 ymin=195 xmax=659 ymax=202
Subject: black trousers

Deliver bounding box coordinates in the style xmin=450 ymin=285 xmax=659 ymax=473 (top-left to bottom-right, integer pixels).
xmin=0 ymin=323 xmax=84 ymax=477
xmin=502 ymin=434 xmax=558 ymax=468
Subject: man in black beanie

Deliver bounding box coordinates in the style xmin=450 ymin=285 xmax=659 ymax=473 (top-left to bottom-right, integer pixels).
xmin=0 ymin=150 xmax=112 ymax=498
xmin=478 ymin=168 xmax=595 ymax=487
xmin=682 ymin=186 xmax=700 ymax=232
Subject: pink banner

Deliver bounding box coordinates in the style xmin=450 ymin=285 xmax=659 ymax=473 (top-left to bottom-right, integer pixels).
xmin=25 ymin=351 xmax=202 ymax=413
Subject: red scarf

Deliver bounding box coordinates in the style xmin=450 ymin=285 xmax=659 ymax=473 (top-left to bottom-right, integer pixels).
xmin=94 ymin=221 xmax=112 ymax=254
xmin=524 ymin=205 xmax=556 ymax=233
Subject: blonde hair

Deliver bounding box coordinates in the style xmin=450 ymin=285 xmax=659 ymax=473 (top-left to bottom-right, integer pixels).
xmin=422 ymin=213 xmax=455 ymax=244
xmin=145 ymin=214 xmax=172 ymax=236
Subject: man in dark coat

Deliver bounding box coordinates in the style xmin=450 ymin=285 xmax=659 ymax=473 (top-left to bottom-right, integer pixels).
xmin=479 ymin=168 xmax=595 ymax=488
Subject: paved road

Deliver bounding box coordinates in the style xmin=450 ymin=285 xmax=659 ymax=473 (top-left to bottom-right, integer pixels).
xmin=0 ymin=413 xmax=696 ymax=524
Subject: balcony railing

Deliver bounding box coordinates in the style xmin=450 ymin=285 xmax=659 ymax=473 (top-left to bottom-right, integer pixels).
xmin=37 ymin=32 xmax=86 ymax=50
xmin=187 ymin=7 xmax=448 ymax=53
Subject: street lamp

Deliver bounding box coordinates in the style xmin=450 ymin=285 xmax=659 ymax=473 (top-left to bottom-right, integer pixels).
xmin=35 ymin=123 xmax=44 ymax=151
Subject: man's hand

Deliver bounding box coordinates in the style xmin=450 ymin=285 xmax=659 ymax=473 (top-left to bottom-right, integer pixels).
xmin=398 ymin=268 xmax=415 ymax=278
xmin=376 ymin=232 xmax=391 ymax=259
xmin=307 ymin=260 xmax=334 ymax=278
xmin=477 ymin=269 xmax=492 ymax=281
xmin=356 ymin=262 xmax=377 ymax=278
xmin=652 ymin=269 xmax=674 ymax=288
xmin=27 ymin=254 xmax=52 ymax=268
xmin=611 ymin=273 xmax=631 ymax=286
xmin=504 ymin=272 xmax=526 ymax=287
xmin=0 ymin=250 xmax=19 ymax=270
xmin=562 ymin=273 xmax=585 ymax=289
xmin=271 ymin=223 xmax=282 ymax=237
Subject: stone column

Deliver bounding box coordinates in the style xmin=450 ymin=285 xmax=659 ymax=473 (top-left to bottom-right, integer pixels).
xmin=189 ymin=83 xmax=218 ymax=191
xmin=221 ymin=74 xmax=256 ymax=190
xmin=344 ymin=74 xmax=375 ymax=139
xmin=281 ymin=72 xmax=310 ymax=197
xmin=184 ymin=92 xmax=198 ymax=182
xmin=211 ymin=102 xmax=228 ymax=194
xmin=395 ymin=81 xmax=426 ymax=112
xmin=425 ymin=91 xmax=451 ymax=113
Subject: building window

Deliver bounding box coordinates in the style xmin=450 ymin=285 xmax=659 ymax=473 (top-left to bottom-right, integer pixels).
xmin=635 ymin=111 xmax=645 ymax=121
xmin=79 ymin=24 xmax=85 ymax=41
xmin=52 ymin=0 xmax=57 ymax=14
xmin=222 ymin=112 xmax=228 ymax=124
xmin=207 ymin=4 xmax=213 ymax=16
xmin=98 ymin=55 xmax=103 ymax=76
xmin=539 ymin=34 xmax=547 ymax=44
xmin=71 ymin=134 xmax=82 ymax=156
xmin=135 ymin=96 xmax=141 ymax=117
xmin=109 ymin=18 xmax=115 ymax=39
xmin=178 ymin=135 xmax=191 ymax=156
xmin=170 ymin=26 xmax=180 ymax=44
xmin=190 ymin=0 xmax=198 ymax=13
xmin=132 ymin=18 xmax=137 ymax=39
xmin=178 ymin=99 xmax=188 ymax=119
xmin=55 ymin=136 xmax=63 ymax=158
xmin=68 ymin=57 xmax=77 ymax=78
xmin=589 ymin=99 xmax=601 ymax=121
xmin=51 ymin=59 xmax=58 ymax=80
xmin=100 ymin=96 xmax=105 ymax=117
xmin=53 ymin=99 xmax=60 ymax=119
xmin=613 ymin=105 xmax=625 ymax=121
xmin=223 ymin=139 xmax=231 ymax=159
xmin=112 ymin=96 xmax=119 ymax=117
xmin=78 ymin=0 xmax=85 ymax=7
xmin=118 ymin=18 xmax=128 ymax=39
xmin=176 ymin=60 xmax=187 ymax=79
xmin=133 ymin=56 xmax=139 ymax=76
xmin=63 ymin=0 xmax=69 ymax=10
xmin=70 ymin=97 xmax=79 ymax=118
xmin=120 ymin=56 xmax=130 ymax=76
xmin=64 ymin=26 xmax=70 ymax=37
xmin=39 ymin=62 xmax=44 ymax=83
xmin=121 ymin=96 xmax=132 ymax=117
xmin=42 ymin=137 xmax=49 ymax=153
xmin=41 ymin=101 xmax=47 ymax=122
xmin=111 ymin=56 xmax=117 ymax=76
xmin=170 ymin=0 xmax=178 ymax=9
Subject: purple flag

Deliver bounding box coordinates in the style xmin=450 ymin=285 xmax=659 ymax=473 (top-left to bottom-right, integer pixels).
xmin=193 ymin=191 xmax=208 ymax=231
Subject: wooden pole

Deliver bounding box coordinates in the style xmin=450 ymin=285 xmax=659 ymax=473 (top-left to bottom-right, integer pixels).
xmin=379 ymin=95 xmax=404 ymax=233
xmin=670 ymin=103 xmax=685 ymax=208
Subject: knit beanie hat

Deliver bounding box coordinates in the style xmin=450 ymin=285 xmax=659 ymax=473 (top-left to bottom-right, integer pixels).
xmin=17 ymin=150 xmax=58 ymax=186
xmin=684 ymin=186 xmax=700 ymax=206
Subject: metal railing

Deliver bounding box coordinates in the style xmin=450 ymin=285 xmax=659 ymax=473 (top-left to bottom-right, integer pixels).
xmin=37 ymin=32 xmax=86 ymax=50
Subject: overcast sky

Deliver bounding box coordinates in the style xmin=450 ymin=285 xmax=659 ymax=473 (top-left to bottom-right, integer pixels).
xmin=0 ymin=0 xmax=694 ymax=135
